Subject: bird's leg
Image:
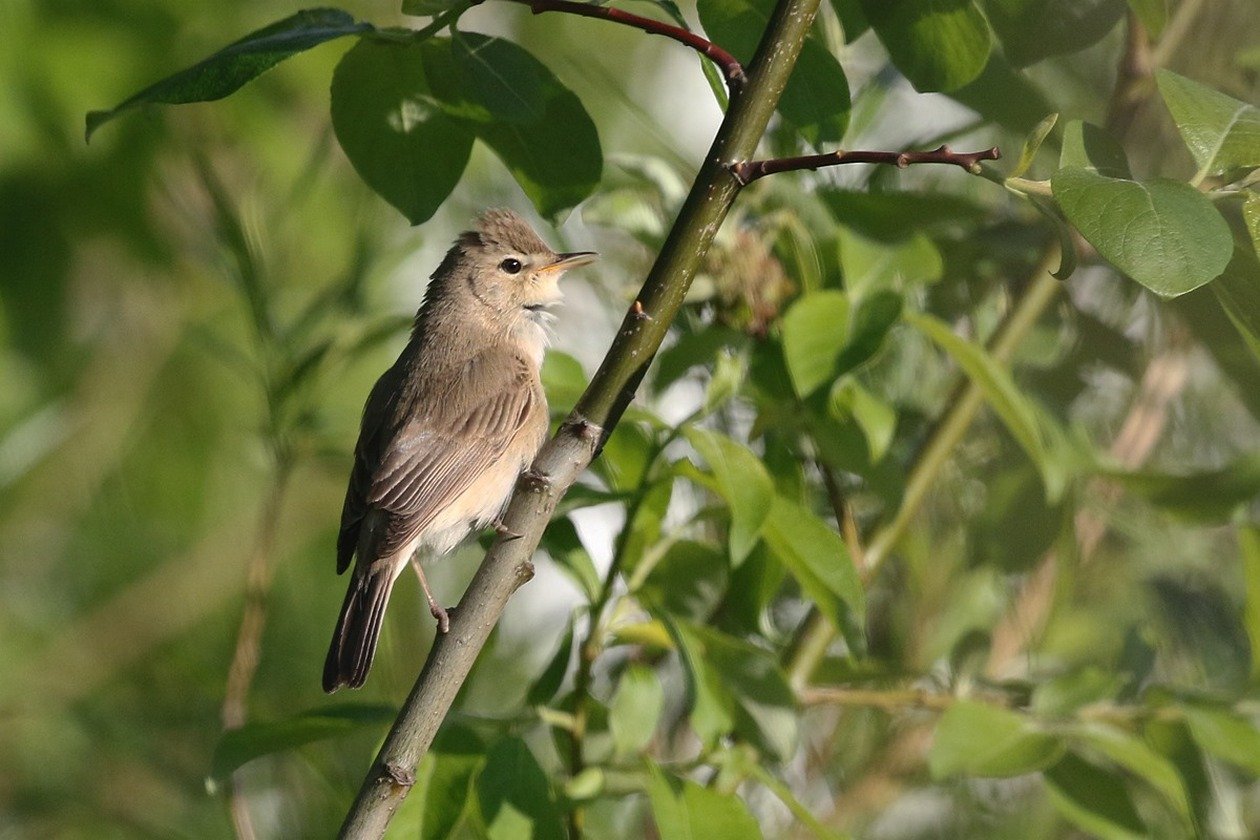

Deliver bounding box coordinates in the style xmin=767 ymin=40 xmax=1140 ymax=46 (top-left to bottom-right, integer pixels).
xmin=409 ymin=555 xmax=450 ymax=633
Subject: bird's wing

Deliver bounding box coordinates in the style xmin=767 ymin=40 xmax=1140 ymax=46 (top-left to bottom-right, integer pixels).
xmin=340 ymin=353 xmax=540 ymax=570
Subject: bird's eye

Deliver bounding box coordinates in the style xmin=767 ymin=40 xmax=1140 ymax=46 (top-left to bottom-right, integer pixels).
xmin=499 ymin=258 xmax=523 ymax=275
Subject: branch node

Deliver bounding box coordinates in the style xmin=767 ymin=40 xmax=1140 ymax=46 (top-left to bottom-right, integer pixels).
xmin=727 ymin=161 xmax=752 ymax=186
xmin=381 ymin=762 xmax=415 ymax=792
xmin=631 ymin=300 xmax=653 ymax=322
xmin=562 ymin=416 xmax=603 ymax=444
xmin=516 ymin=558 xmax=536 ymax=584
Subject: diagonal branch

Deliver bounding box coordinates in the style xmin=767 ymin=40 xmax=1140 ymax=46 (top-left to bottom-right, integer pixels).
xmin=730 ymin=144 xmax=1001 ymax=185
xmin=503 ymin=0 xmax=746 ymax=92
xmin=335 ymin=0 xmax=822 ymax=836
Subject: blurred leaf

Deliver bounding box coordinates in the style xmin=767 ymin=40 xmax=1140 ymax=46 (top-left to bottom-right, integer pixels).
xmin=637 ymin=540 xmax=729 ymax=621
xmin=821 ymin=190 xmax=985 ymax=242
xmin=982 ymin=0 xmax=1125 ymax=67
xmin=646 ymin=762 xmax=764 ymax=840
xmin=1067 ymin=722 xmax=1193 ymax=823
xmin=684 ymin=428 xmax=774 ymax=565
xmin=698 ymin=0 xmax=850 ymax=145
xmin=1059 ymin=119 xmax=1131 ymax=177
xmin=1053 ymin=168 xmax=1232 ymax=297
xmin=835 ymin=290 xmax=903 ymax=373
xmin=86 ymin=9 xmax=371 ymax=141
xmin=1044 ymin=752 xmax=1146 ymax=840
xmin=1243 ymin=526 xmax=1260 ymax=682
xmin=971 ymin=460 xmax=1064 ymax=572
xmin=609 ymin=664 xmax=664 ymax=757
xmin=541 ymin=350 xmax=588 ymax=415
xmin=950 ymin=52 xmax=1057 ymax=133
xmin=1156 ymin=70 xmax=1260 ymax=180
xmin=907 ymin=312 xmax=1062 ymax=497
xmin=929 ymin=701 xmax=1064 ymax=778
xmin=598 ymin=421 xmax=657 ymax=493
xmin=527 ymin=624 xmax=574 ymax=706
xmin=1103 ymin=452 xmax=1260 ymax=522
xmin=762 ymin=496 xmax=865 ymax=630
xmin=543 ymin=517 xmax=601 ymax=601
xmin=1010 ymin=113 xmax=1059 ymax=178
xmin=831 ymin=0 xmax=870 ymax=39
xmin=683 ymin=623 xmax=799 ymax=760
xmin=476 ymin=738 xmax=565 ymax=840
xmin=829 ymin=379 xmax=896 ymax=463
xmin=415 ymin=726 xmax=488 ymax=840
xmin=1183 ymin=705 xmax=1260 ymax=774
xmin=860 ymin=0 xmax=992 ymax=92
xmin=704 ymin=350 xmax=746 ymax=414
xmin=781 ymin=290 xmax=849 ymax=397
xmin=1213 ymin=238 xmax=1260 ymax=366
xmin=839 ymin=229 xmax=944 ymax=295
xmin=655 ymin=325 xmax=745 ymax=390
xmin=664 ymin=614 xmax=736 ymax=747
xmin=403 ymin=0 xmax=470 ymax=13
xmin=210 ymin=703 xmax=395 ymax=780
xmin=331 ymin=37 xmax=474 ymax=224
xmin=620 ymin=478 xmax=674 ymax=576
xmin=564 ymin=767 xmax=605 ymax=802
xmin=1126 ymin=0 xmax=1166 ymax=37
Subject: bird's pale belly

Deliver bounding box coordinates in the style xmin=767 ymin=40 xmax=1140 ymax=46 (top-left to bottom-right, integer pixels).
xmin=418 ymin=447 xmax=529 ymax=559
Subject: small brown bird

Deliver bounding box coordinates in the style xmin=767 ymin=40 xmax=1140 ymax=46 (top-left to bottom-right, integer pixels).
xmin=323 ymin=209 xmax=595 ymax=692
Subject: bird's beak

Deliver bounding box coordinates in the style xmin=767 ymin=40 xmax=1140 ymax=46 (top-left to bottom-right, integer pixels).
xmin=539 ymin=251 xmax=598 ymax=274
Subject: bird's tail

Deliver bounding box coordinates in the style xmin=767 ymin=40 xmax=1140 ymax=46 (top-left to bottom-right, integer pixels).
xmin=323 ymin=566 xmax=397 ymax=692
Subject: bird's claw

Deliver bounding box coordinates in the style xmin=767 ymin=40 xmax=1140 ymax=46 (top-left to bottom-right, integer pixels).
xmin=431 ymin=602 xmax=451 ymax=634
xmin=494 ymin=519 xmax=523 ymax=540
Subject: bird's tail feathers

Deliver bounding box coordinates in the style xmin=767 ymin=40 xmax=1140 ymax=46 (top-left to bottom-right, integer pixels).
xmin=323 ymin=565 xmax=397 ymax=692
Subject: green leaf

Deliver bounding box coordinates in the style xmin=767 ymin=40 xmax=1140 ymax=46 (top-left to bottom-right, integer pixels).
xmin=698 ymin=0 xmax=850 ymax=144
xmin=85 ymin=9 xmax=371 ymax=141
xmin=476 ymin=738 xmax=565 ymax=840
xmin=1010 ymin=112 xmax=1059 ymax=178
xmin=1243 ymin=526 xmax=1260 ymax=682
xmin=331 ymin=37 xmax=474 ymax=224
xmin=929 ymin=701 xmax=1064 ymax=778
xmin=1066 ymin=722 xmax=1193 ymax=823
xmin=781 ymin=291 xmax=850 ymax=397
xmin=821 ymin=189 xmax=985 ymax=242
xmin=415 ymin=726 xmax=488 ymax=840
xmin=609 ymin=664 xmax=665 ymax=757
xmin=542 ymin=517 xmax=601 ymax=602
xmin=681 ymin=623 xmax=799 ymax=760
xmin=838 ymin=228 xmax=945 ymax=295
xmin=452 ymin=34 xmax=601 ymax=217
xmin=684 ymin=428 xmax=774 ymax=565
xmin=1183 ymin=705 xmax=1260 ymax=774
xmin=453 ymin=32 xmax=547 ymax=124
xmin=1052 ymin=167 xmax=1232 ymax=297
xmin=861 ymin=0 xmax=993 ymax=92
xmin=1102 ymin=451 xmax=1260 ymax=522
xmin=663 ymin=614 xmax=735 ymax=747
xmin=620 ymin=478 xmax=675 ymax=576
xmin=830 ymin=380 xmax=896 ymax=463
xmin=761 ymin=496 xmax=865 ymax=631
xmin=210 ymin=703 xmax=394 ymax=780
xmin=1156 ymin=70 xmax=1260 ymax=180
xmin=1059 ymin=119 xmax=1131 ymax=177
xmin=1126 ymin=0 xmax=1166 ymax=37
xmin=982 ymin=0 xmax=1125 ymax=68
xmin=1213 ymin=243 xmax=1260 ymax=364
xmin=526 ymin=624 xmax=574 ymax=706
xmin=1044 ymin=752 xmax=1146 ymax=840
xmin=541 ymin=350 xmax=588 ymax=416
xmin=646 ymin=763 xmax=764 ymax=840
xmin=402 ymin=0 xmax=470 ymax=15
xmin=835 ymin=290 xmax=903 ymax=374
xmin=907 ymin=311 xmax=1061 ymax=497
xmin=637 ymin=540 xmax=729 ymax=621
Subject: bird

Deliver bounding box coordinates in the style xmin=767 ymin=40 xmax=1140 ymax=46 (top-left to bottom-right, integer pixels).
xmin=322 ymin=208 xmax=596 ymax=692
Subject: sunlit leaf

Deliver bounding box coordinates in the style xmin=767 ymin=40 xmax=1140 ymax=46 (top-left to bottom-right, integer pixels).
xmin=637 ymin=540 xmax=729 ymax=621
xmin=1066 ymin=722 xmax=1193 ymax=823
xmin=610 ymin=664 xmax=665 ymax=757
xmin=1054 ymin=168 xmax=1232 ymax=298
xmin=646 ymin=762 xmax=764 ymax=839
xmin=761 ymin=496 xmax=864 ymax=631
xmin=1183 ymin=705 xmax=1260 ymax=775
xmin=1010 ymin=112 xmax=1059 ymax=178
xmin=414 ymin=726 xmax=487 ymax=840
xmin=929 ymin=701 xmax=1064 ymax=778
xmin=861 ymin=0 xmax=993 ymax=92
xmin=86 ymin=9 xmax=371 ymax=141
xmin=684 ymin=428 xmax=774 ymax=564
xmin=1156 ymin=70 xmax=1260 ymax=180
xmin=829 ymin=380 xmax=896 ymax=463
xmin=781 ymin=291 xmax=849 ymax=397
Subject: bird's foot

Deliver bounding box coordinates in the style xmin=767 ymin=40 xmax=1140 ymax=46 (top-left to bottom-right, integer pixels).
xmin=518 ymin=467 xmax=551 ymax=493
xmin=494 ymin=519 xmax=523 ymax=541
xmin=430 ymin=602 xmax=451 ymax=634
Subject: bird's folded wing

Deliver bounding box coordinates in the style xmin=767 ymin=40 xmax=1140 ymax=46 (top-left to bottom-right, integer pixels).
xmin=362 ymin=369 xmax=538 ymax=559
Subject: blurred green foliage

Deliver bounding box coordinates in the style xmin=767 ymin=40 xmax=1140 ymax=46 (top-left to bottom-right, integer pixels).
xmin=2 ymin=0 xmax=1260 ymax=838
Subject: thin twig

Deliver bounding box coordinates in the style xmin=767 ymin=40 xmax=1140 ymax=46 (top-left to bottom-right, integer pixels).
xmin=506 ymin=0 xmax=746 ymax=92
xmin=730 ymin=144 xmax=1001 ymax=186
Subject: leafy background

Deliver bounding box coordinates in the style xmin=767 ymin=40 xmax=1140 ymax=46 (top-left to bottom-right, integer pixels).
xmin=2 ymin=0 xmax=1259 ymax=837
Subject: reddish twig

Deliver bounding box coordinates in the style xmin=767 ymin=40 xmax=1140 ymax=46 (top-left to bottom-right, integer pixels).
xmin=508 ymin=0 xmax=746 ymax=92
xmin=730 ymin=144 xmax=1001 ymax=185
